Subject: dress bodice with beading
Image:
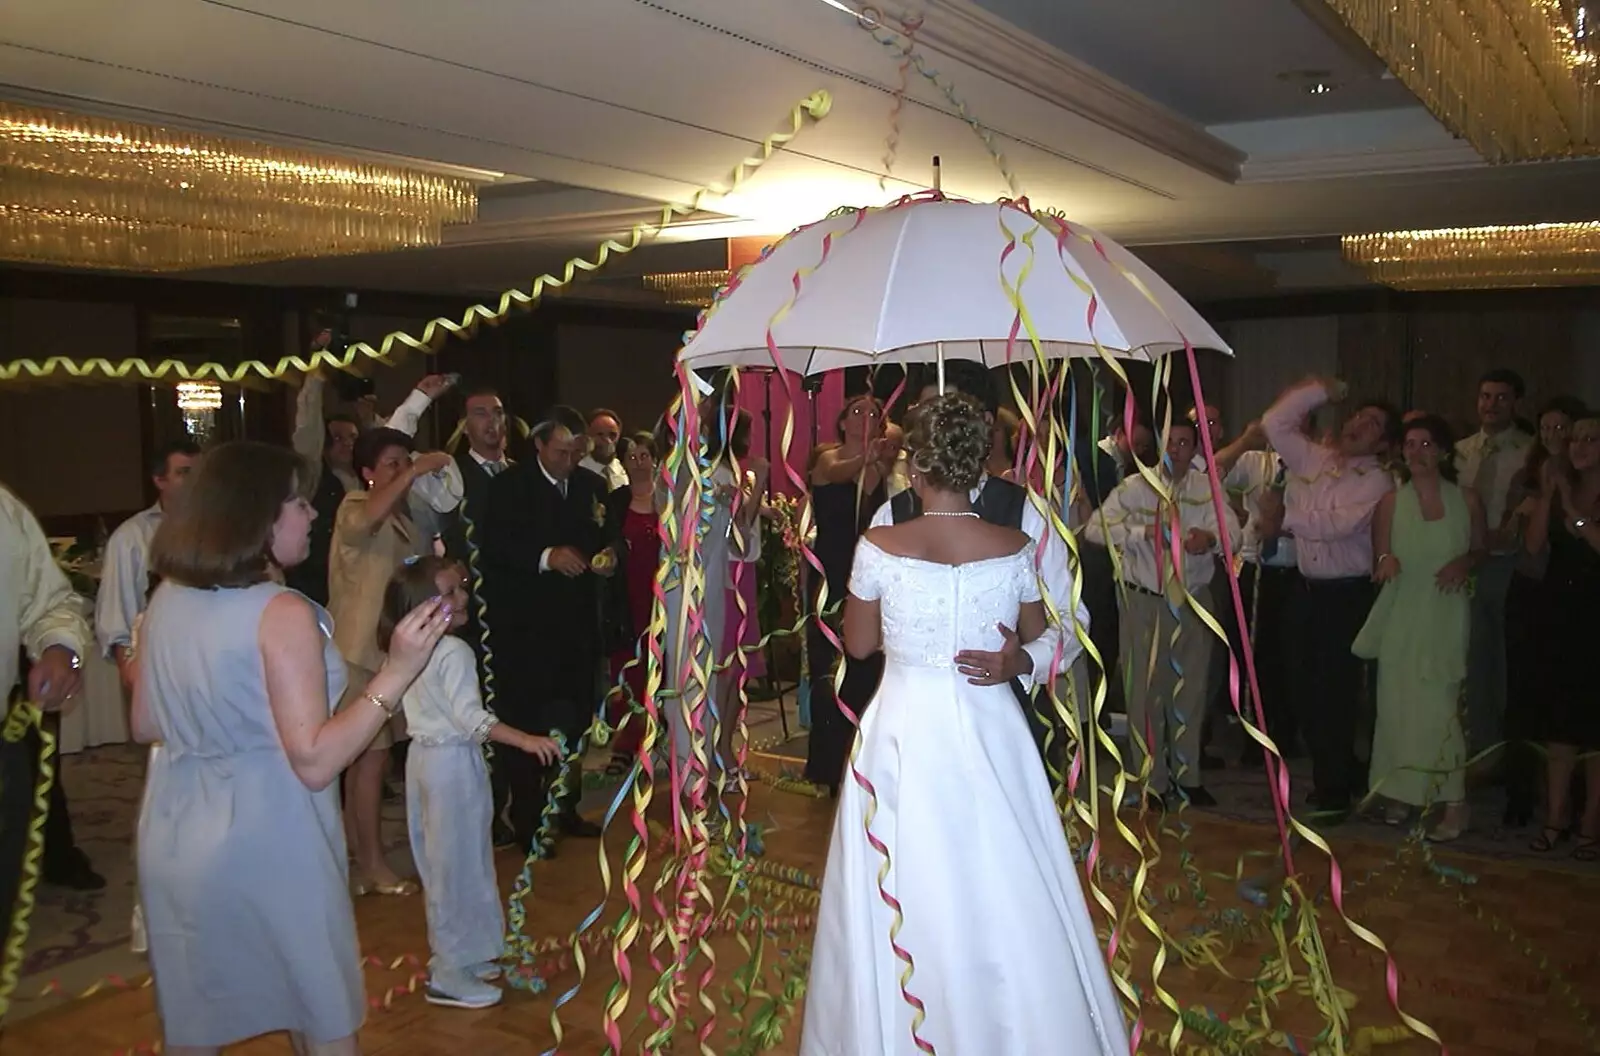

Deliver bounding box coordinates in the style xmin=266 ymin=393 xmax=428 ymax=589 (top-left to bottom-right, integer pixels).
xmin=848 ymin=537 xmax=1039 ymax=670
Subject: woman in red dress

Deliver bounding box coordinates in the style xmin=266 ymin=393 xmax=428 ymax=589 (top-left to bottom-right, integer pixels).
xmin=603 ymin=433 xmax=661 ymax=775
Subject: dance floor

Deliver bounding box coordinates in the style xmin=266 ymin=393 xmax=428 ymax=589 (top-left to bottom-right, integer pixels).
xmin=4 ymin=738 xmax=1598 ymax=1056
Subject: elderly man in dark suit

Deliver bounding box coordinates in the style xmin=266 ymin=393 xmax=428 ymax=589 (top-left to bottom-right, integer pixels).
xmin=479 ymin=406 xmax=615 ymax=850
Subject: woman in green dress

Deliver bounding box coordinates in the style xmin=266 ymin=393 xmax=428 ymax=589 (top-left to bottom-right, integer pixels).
xmin=1355 ymin=414 xmax=1486 ymax=840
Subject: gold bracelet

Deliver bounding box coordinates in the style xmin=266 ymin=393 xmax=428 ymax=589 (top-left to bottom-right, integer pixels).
xmin=364 ymin=692 xmax=397 ymax=718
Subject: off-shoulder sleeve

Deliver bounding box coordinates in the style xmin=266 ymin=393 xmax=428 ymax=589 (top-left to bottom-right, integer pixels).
xmin=1016 ymin=542 xmax=1042 ymax=603
xmin=848 ymin=539 xmax=885 ymax=601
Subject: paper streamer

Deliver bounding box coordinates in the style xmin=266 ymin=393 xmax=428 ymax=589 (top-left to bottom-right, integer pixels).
xmin=0 ymin=91 xmax=833 ymax=386
xmin=0 ymin=702 xmax=55 ymax=1023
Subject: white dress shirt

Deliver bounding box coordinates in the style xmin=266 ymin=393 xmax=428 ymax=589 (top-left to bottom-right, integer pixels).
xmin=580 ymin=454 xmax=628 ymax=493
xmin=1225 ymin=451 xmax=1297 ymax=569
xmin=1084 ymin=464 xmax=1240 ymax=595
xmin=401 ymin=636 xmax=499 ymax=746
xmin=1 ymin=484 xmax=91 ymax=698
xmin=1455 ymin=427 xmax=1533 ymax=536
xmin=868 ymin=477 xmax=1089 ymax=687
xmin=95 ymin=504 xmax=162 ymax=658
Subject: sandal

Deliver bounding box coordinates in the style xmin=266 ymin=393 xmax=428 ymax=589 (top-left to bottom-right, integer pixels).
xmin=1574 ymin=836 xmax=1599 ymax=863
xmin=1530 ymin=826 xmax=1569 ymax=853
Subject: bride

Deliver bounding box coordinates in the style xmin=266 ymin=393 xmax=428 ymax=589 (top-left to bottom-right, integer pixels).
xmin=800 ymin=393 xmax=1128 ymax=1055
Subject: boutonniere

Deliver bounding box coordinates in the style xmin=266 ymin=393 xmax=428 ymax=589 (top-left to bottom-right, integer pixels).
xmin=593 ymin=498 xmax=607 ymax=527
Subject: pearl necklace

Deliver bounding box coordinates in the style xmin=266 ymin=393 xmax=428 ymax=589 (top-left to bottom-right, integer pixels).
xmin=923 ymin=510 xmax=979 ymax=518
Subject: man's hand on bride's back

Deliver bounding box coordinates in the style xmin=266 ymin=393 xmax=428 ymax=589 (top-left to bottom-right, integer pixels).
xmin=954 ymin=623 xmax=1027 ymax=686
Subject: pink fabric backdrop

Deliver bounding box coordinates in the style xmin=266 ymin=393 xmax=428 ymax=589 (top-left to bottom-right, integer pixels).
xmin=734 ymin=370 xmax=844 ymax=497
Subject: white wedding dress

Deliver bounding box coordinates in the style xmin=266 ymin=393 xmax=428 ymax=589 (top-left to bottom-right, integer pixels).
xmin=800 ymin=538 xmax=1128 ymax=1056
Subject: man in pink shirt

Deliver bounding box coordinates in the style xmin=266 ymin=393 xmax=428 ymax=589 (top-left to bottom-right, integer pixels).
xmin=1262 ymin=377 xmax=1400 ymax=816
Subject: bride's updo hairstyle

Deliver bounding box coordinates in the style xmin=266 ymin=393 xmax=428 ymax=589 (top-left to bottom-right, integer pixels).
xmin=906 ymin=392 xmax=989 ymax=493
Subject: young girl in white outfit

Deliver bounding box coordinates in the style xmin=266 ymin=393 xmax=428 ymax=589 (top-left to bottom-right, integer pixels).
xmin=379 ymin=556 xmax=560 ymax=1009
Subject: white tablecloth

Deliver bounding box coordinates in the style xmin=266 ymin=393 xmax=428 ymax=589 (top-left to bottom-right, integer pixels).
xmin=58 ymin=649 xmax=127 ymax=754
xmin=57 ymin=595 xmax=129 ymax=755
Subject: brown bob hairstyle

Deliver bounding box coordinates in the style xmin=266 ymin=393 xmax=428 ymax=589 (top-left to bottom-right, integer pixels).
xmin=377 ymin=555 xmax=459 ymax=653
xmin=150 ymin=441 xmax=304 ymax=590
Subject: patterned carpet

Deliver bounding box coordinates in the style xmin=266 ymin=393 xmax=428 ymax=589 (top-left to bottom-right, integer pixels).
xmin=8 ymin=698 xmax=1592 ymax=1024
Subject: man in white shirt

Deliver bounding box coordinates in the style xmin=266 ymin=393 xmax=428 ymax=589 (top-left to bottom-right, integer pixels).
xmin=1221 ymin=447 xmax=1301 ymax=762
xmin=96 ymin=439 xmax=199 ymax=687
xmin=1 ymin=483 xmax=95 ymax=909
xmin=579 ymin=408 xmax=628 ymax=493
xmin=1085 ymin=416 xmax=1241 ymax=806
xmin=1454 ymin=368 xmax=1533 ymax=756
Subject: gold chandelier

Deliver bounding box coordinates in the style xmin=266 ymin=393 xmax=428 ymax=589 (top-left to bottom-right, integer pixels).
xmin=642 ymin=269 xmax=732 ymax=307
xmin=0 ymin=102 xmax=478 ymax=271
xmin=1342 ymin=221 xmax=1600 ymax=289
xmin=1320 ymin=0 xmax=1599 ymax=162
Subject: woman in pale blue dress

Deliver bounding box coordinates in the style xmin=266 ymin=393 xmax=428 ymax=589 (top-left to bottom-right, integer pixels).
xmin=132 ymin=442 xmax=451 ymax=1055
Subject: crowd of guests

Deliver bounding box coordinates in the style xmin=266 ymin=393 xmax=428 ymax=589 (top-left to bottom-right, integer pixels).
xmin=798 ymin=363 xmax=1600 ymax=859
xmin=2 ymin=351 xmax=1597 ymax=1052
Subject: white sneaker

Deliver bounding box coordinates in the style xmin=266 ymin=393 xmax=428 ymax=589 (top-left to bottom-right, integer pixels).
xmin=425 ymin=967 xmax=502 ymax=1009
xmin=130 ymin=903 xmax=148 ymax=955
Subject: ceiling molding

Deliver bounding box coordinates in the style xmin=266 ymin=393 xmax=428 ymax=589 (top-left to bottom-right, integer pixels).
xmin=912 ymin=0 xmax=1245 ymax=182
xmin=1240 ymin=140 xmax=1484 ymax=182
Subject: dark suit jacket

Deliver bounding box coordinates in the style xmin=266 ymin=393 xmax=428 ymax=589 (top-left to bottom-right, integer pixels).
xmin=601 ymin=485 xmax=639 ymax=652
xmin=479 ymin=461 xmax=609 ymax=727
xmin=284 ymin=460 xmax=346 ymax=605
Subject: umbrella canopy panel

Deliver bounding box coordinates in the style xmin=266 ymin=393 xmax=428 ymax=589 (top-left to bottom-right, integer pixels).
xmin=680 ymin=198 xmax=1231 ymax=374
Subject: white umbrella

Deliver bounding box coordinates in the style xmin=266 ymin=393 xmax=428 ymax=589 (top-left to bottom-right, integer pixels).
xmin=679 ymin=195 xmax=1231 ymax=374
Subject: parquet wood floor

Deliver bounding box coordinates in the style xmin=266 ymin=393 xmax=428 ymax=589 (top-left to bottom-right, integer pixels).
xmin=3 ymin=779 xmax=1597 ymax=1055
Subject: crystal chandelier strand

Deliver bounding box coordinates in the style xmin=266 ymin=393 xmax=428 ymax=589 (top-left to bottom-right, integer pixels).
xmin=0 ymin=101 xmax=477 ymax=271
xmin=1342 ymin=221 xmax=1600 ymax=289
xmin=1321 ymin=0 xmax=1599 ymax=162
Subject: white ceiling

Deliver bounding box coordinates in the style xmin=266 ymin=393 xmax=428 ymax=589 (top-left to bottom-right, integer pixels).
xmin=3 ymin=0 xmax=1599 ymax=300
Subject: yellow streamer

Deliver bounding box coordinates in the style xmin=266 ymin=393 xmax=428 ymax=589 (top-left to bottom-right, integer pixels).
xmin=0 ymin=91 xmax=833 ymax=387
xmin=0 ymin=702 xmax=55 ymax=1023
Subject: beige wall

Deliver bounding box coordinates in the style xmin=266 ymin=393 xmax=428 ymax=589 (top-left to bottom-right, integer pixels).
xmin=0 ymin=298 xmax=145 ymax=519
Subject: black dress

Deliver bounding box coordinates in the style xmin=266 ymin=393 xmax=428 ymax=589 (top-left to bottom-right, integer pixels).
xmin=1541 ymin=512 xmax=1600 ymax=749
xmin=803 ymin=480 xmax=887 ymax=791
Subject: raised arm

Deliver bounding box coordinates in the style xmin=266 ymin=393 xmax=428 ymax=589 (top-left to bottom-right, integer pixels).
xmin=290 ymin=375 xmax=326 ymax=468
xmin=1261 ymin=378 xmax=1336 ymax=478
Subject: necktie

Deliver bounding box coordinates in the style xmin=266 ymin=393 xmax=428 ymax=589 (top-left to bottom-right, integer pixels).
xmin=1471 ymin=436 xmax=1497 ymax=499
xmin=483 ymin=460 xmax=504 ymax=477
xmin=558 ymin=479 xmax=568 ymax=499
